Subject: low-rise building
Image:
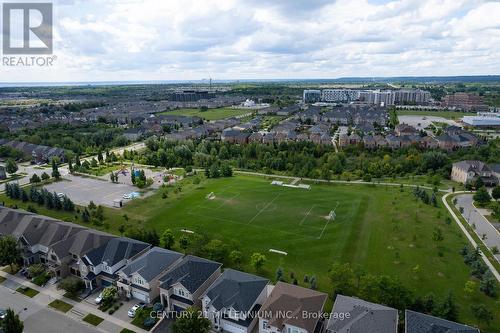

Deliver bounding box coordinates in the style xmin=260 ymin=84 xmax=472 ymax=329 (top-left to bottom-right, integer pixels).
xmin=326 ymin=295 xmax=398 ymax=333
xmin=80 ymin=237 xmax=150 ymax=291
xmin=405 ymin=310 xmax=479 ymax=333
xmin=451 ymin=160 xmax=498 ymax=186
xmin=259 ymin=282 xmax=328 ymax=333
xmin=117 ymin=247 xmax=183 ymax=303
xmin=201 ymin=269 xmax=270 ymax=333
xmin=159 ymin=255 xmax=222 ymax=312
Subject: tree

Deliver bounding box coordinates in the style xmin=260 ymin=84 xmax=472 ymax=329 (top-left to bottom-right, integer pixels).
xmin=58 ymin=276 xmax=85 ymax=296
xmin=470 ymin=304 xmax=493 ymax=327
xmin=433 ymin=228 xmax=444 ymax=242
xmin=276 ymin=267 xmax=284 ymax=282
xmin=203 ymin=239 xmax=228 ymax=262
xmin=492 ymin=186 xmax=500 ymax=200
xmin=229 ymin=250 xmax=243 ymax=268
xmin=41 ymin=172 xmax=50 ymax=181
xmin=29 ymin=173 xmax=41 ymax=183
xmin=479 ymin=271 xmax=497 ymax=297
xmin=310 ymin=275 xmax=317 ymax=290
xmin=27 ymin=263 xmax=45 ymax=278
xmin=5 ymin=159 xmax=18 ymax=174
xmin=101 ymin=286 xmax=117 ymax=305
xmin=172 ymin=307 xmax=211 ymax=333
xmin=463 ymin=280 xmax=476 ymax=297
xmin=0 ymin=235 xmax=21 ymax=272
xmin=328 ymin=262 xmax=355 ymax=297
xmin=179 ymin=235 xmax=190 ymax=253
xmin=473 ymin=187 xmax=491 ymax=205
xmin=434 ymin=291 xmax=458 ymax=321
xmin=51 ymin=158 xmax=60 ymax=179
xmin=160 ymin=229 xmax=175 ymax=250
xmin=1 ymin=308 xmax=24 ymax=333
xmin=250 ymin=252 xmax=267 ymax=272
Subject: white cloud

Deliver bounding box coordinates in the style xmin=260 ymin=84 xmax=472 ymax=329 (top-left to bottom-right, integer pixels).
xmin=2 ymin=0 xmax=499 ymax=82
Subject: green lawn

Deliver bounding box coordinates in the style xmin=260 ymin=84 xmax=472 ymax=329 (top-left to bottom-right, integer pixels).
xmin=83 ymin=313 xmax=104 ymax=326
xmin=48 ymin=299 xmax=73 ymax=313
xmin=120 ymin=329 xmax=136 ymax=333
xmin=16 ymin=286 xmax=39 ymax=298
xmin=396 ymin=109 xmax=471 ymax=119
xmin=122 ymin=175 xmax=500 ymax=332
xmin=160 ymin=107 xmax=252 ymax=120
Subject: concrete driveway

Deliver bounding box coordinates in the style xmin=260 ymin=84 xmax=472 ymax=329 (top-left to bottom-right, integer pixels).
xmin=455 ymin=194 xmax=500 ymax=261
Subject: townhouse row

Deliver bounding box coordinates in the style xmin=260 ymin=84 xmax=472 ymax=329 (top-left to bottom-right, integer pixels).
xmin=0 ymin=206 xmax=481 ymax=333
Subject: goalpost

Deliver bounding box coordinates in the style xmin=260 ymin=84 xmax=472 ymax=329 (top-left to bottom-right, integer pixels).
xmin=328 ymin=201 xmax=340 ymax=221
xmin=206 ymin=192 xmax=215 ymax=200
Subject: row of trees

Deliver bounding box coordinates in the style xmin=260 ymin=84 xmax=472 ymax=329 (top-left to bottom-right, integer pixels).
xmin=5 ymin=183 xmax=75 ymax=212
xmin=129 ymin=136 xmax=499 ymax=181
xmin=460 ymin=246 xmax=497 ymax=297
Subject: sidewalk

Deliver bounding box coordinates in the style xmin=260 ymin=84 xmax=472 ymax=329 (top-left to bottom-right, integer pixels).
xmin=0 ymin=269 xmax=148 ymax=333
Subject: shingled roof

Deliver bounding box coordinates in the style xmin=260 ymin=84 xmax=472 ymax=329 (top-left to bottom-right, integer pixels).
xmin=260 ymin=282 xmax=328 ymax=333
xmin=326 ymin=295 xmax=398 ymax=333
xmin=159 ymin=255 xmax=222 ymax=293
xmin=204 ymin=269 xmax=268 ymax=313
xmin=120 ymin=247 xmax=182 ymax=282
xmin=405 ymin=310 xmax=480 ymax=333
xmin=85 ymin=237 xmax=150 ymax=267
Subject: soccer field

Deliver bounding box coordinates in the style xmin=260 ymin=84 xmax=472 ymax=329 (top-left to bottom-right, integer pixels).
xmin=187 ymin=184 xmax=351 ymax=240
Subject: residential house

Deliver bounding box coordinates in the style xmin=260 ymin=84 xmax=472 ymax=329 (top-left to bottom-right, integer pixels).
xmin=374 ymin=135 xmax=387 ymax=148
xmin=363 ymin=135 xmax=376 ymax=149
xmin=221 ymin=129 xmax=249 ymax=144
xmin=248 ymin=132 xmax=264 ymax=143
xmin=326 ymin=295 xmax=398 ymax=333
xmin=201 ymin=269 xmax=270 ymax=333
xmin=80 ymin=237 xmax=150 ymax=291
xmin=259 ymin=282 xmax=328 ymax=333
xmin=123 ymin=128 xmax=144 ymax=141
xmin=0 ymin=207 xmax=84 ymax=267
xmin=116 ymin=247 xmax=183 ymax=303
xmin=159 ymin=255 xmax=222 ymax=312
xmin=405 ymin=310 xmax=479 ymax=333
xmin=395 ymin=123 xmax=418 ymax=136
xmin=385 ymin=134 xmax=401 ymax=149
xmin=451 ymin=160 xmax=497 ymax=186
xmin=420 ymin=136 xmax=438 ymax=149
xmin=47 ymin=229 xmax=114 ymax=279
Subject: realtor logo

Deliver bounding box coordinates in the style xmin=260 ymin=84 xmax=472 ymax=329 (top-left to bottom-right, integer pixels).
xmin=2 ymin=2 xmax=53 ymax=54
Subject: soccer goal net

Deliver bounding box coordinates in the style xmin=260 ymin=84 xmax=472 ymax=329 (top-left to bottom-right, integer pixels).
xmin=328 ymin=210 xmax=336 ymax=221
xmin=206 ymin=192 xmax=215 ymax=200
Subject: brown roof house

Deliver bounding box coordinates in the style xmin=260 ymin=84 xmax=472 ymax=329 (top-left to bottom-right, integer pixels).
xmin=258 ymin=282 xmax=328 ymax=333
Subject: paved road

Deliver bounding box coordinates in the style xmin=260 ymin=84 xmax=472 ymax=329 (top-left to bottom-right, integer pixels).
xmin=442 ymin=193 xmax=500 ymax=282
xmin=0 ymin=286 xmax=100 ymax=333
xmin=455 ymin=194 xmax=500 ymax=262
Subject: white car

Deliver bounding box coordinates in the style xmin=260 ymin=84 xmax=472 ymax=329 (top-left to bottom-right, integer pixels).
xmin=127 ymin=303 xmax=145 ymax=318
xmin=123 ymin=194 xmax=131 ymax=199
xmin=0 ymin=309 xmax=6 ymax=320
xmin=95 ymin=292 xmax=104 ymax=304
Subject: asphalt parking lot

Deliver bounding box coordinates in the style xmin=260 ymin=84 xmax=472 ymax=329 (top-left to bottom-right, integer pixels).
xmin=44 ymin=174 xmax=142 ymax=208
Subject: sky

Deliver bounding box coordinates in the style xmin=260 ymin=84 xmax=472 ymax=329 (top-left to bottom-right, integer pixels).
xmin=1 ymin=0 xmax=500 ymax=82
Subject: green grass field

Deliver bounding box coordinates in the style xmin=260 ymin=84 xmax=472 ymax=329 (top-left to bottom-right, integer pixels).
xmin=160 ymin=107 xmax=252 ymax=120
xmin=122 ymin=175 xmax=499 ymax=331
xmin=396 ymin=109 xmax=471 ymax=119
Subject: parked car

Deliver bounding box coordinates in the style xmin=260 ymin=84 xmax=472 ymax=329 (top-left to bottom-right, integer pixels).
xmin=0 ymin=309 xmax=6 ymax=320
xmin=95 ymin=292 xmax=104 ymax=304
xmin=127 ymin=303 xmax=145 ymax=318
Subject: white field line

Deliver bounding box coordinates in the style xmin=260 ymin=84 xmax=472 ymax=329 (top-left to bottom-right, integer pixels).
xmin=299 ymin=204 xmax=316 ymax=226
xmin=247 ymin=193 xmax=282 ymax=225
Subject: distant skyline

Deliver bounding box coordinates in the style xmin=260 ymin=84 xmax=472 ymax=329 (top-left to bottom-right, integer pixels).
xmin=1 ymin=0 xmax=500 ymax=82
